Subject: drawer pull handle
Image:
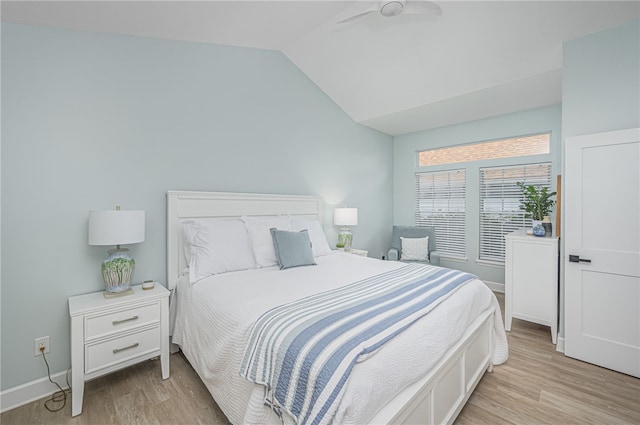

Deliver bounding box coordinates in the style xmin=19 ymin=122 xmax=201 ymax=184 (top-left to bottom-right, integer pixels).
xmin=113 ymin=342 xmax=139 ymax=354
xmin=112 ymin=315 xmax=139 ymax=325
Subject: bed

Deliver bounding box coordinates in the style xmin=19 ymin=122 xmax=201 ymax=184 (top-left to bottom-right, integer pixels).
xmin=167 ymin=190 xmax=508 ymax=425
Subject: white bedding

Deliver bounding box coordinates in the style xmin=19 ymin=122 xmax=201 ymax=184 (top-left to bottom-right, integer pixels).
xmin=171 ymin=252 xmax=508 ymax=425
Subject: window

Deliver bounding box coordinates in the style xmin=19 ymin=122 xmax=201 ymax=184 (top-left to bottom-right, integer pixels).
xmin=479 ymin=163 xmax=552 ymax=262
xmin=415 ymin=169 xmax=466 ymax=259
xmin=418 ymin=133 xmax=550 ymax=167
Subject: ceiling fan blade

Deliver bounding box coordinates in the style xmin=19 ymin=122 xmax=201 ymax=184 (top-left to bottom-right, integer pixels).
xmin=336 ymin=9 xmax=378 ymax=24
xmin=404 ymin=1 xmax=443 ymax=17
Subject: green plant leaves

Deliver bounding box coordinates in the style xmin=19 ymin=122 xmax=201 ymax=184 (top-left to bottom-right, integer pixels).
xmin=517 ymin=182 xmax=557 ymax=221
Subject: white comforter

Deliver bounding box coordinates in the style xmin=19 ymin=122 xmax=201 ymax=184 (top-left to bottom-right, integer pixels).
xmin=171 ymin=253 xmax=508 ymax=425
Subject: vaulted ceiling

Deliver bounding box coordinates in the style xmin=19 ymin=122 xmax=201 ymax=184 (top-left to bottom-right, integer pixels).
xmin=3 ymin=1 xmax=638 ymax=135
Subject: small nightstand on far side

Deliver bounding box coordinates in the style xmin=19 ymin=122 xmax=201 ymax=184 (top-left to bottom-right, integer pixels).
xmin=337 ymin=248 xmax=368 ymax=257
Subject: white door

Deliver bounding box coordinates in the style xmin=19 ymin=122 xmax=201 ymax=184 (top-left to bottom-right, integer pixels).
xmin=564 ymin=127 xmax=640 ymax=378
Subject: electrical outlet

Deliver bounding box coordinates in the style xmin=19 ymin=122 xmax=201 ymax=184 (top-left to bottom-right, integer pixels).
xmin=34 ymin=336 xmax=50 ymax=356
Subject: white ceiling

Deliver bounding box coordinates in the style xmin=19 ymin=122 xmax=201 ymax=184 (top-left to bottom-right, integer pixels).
xmin=2 ymin=1 xmax=639 ymax=136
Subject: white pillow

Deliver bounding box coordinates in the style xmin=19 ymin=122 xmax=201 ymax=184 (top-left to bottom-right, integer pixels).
xmin=181 ymin=218 xmax=256 ymax=284
xmin=400 ymin=236 xmax=429 ymax=261
xmin=290 ymin=217 xmax=332 ymax=257
xmin=241 ymin=215 xmax=292 ymax=267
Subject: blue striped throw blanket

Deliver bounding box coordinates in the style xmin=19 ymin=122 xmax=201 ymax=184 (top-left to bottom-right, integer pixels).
xmin=240 ymin=264 xmax=476 ymax=425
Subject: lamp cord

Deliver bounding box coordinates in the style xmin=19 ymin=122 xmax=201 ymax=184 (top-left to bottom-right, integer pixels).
xmin=40 ymin=350 xmax=71 ymax=412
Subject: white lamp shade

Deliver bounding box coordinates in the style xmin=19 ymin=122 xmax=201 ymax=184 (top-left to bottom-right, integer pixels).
xmin=334 ymin=208 xmax=358 ymax=226
xmin=88 ymin=210 xmax=145 ymax=246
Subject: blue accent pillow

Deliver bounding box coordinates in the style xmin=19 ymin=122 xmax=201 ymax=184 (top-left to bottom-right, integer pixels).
xmin=270 ymin=228 xmax=316 ymax=270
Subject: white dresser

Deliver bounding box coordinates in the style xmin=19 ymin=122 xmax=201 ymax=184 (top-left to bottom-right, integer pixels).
xmin=69 ymin=284 xmax=170 ymax=416
xmin=505 ymin=230 xmax=559 ymax=344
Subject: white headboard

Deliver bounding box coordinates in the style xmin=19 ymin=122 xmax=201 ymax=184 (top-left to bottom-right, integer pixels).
xmin=166 ymin=190 xmax=324 ymax=289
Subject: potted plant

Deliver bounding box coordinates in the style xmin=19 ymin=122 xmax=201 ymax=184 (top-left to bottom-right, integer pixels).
xmin=517 ymin=182 xmax=556 ymax=233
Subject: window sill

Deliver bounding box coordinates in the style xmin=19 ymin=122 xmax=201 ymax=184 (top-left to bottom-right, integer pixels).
xmin=441 ymin=255 xmax=468 ymax=263
xmin=475 ymin=259 xmax=505 ymax=268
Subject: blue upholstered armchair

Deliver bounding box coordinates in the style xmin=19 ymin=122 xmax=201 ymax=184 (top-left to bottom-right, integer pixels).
xmin=388 ymin=225 xmax=440 ymax=266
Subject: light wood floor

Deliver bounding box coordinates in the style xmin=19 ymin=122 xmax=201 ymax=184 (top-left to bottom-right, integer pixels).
xmin=3 ymin=292 xmax=639 ymax=425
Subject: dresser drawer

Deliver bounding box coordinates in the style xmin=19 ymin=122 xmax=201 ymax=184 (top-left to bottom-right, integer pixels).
xmin=85 ymin=302 xmax=160 ymax=341
xmin=85 ymin=326 xmax=160 ymax=375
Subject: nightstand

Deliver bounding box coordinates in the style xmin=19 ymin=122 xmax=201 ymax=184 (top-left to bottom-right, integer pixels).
xmin=349 ymin=248 xmax=368 ymax=257
xmin=337 ymin=248 xmax=368 ymax=257
xmin=68 ymin=284 xmax=170 ymax=416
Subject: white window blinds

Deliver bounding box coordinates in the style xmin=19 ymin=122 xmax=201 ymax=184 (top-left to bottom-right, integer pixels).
xmin=479 ymin=163 xmax=552 ymax=262
xmin=415 ymin=169 xmax=466 ymax=258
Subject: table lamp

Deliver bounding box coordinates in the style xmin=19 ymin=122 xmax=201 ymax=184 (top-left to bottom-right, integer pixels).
xmin=334 ymin=207 xmax=358 ymax=250
xmin=89 ymin=206 xmax=145 ymax=296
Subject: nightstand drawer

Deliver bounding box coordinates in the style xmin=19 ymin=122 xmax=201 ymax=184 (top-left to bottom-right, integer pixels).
xmin=85 ymin=302 xmax=160 ymax=341
xmin=85 ymin=326 xmax=160 ymax=375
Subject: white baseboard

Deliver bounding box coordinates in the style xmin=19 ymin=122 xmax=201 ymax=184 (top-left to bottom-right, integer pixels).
xmin=483 ymin=280 xmax=505 ymax=293
xmin=0 ymin=370 xmax=69 ymax=413
xmin=556 ymin=337 xmax=565 ymax=353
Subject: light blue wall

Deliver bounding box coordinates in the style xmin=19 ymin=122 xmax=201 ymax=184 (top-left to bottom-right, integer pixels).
xmin=563 ymin=19 xmax=640 ymax=138
xmin=393 ymin=105 xmax=562 ymax=283
xmin=0 ymin=23 xmax=393 ymax=390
